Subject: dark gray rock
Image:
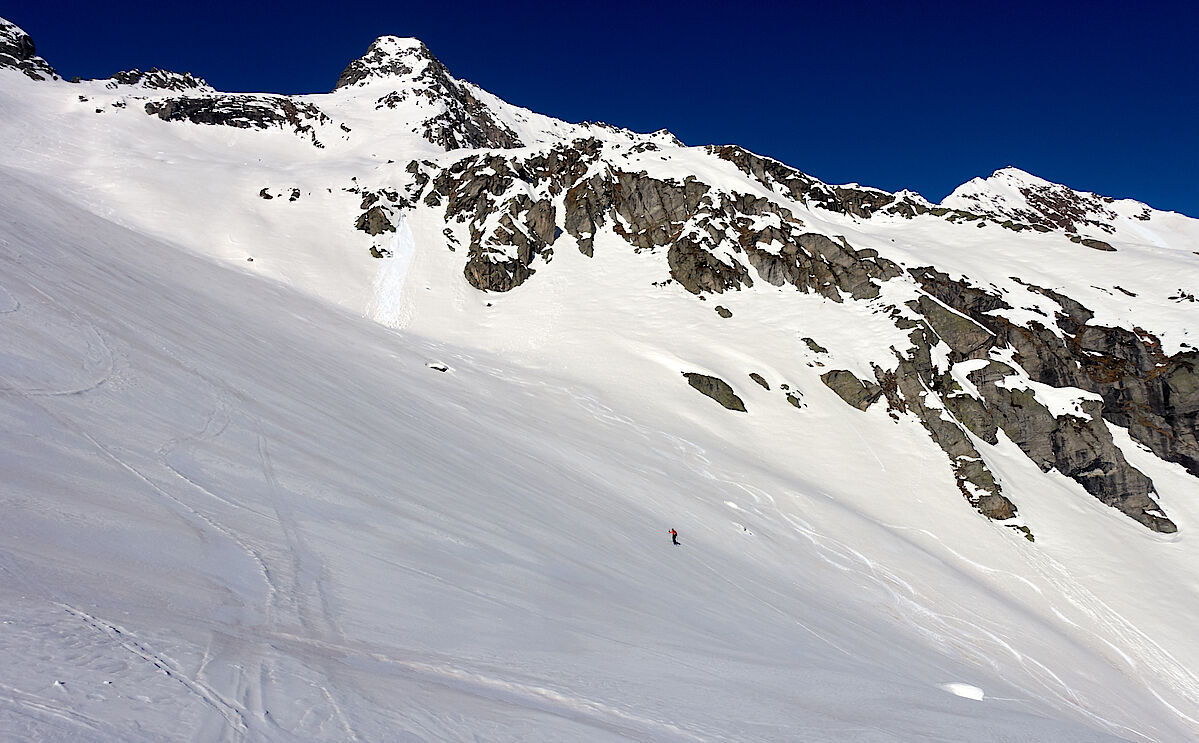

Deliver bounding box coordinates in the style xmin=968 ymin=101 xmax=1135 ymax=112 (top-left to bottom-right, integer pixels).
xmin=668 ymin=238 xmax=751 ymax=295
xmin=802 ymin=337 xmax=829 ymax=354
xmin=749 ymin=373 xmax=769 ymax=390
xmin=871 ymin=340 xmax=1018 ymax=523
xmin=745 ymin=233 xmax=901 ymax=302
xmin=0 ymin=18 xmax=57 ymax=81
xmin=110 ymin=68 xmax=210 ymax=92
xmin=144 ymin=95 xmax=333 ymax=148
xmin=967 ymin=368 xmax=1175 ymax=533
xmin=1068 ymin=235 xmax=1116 ymax=252
xmin=683 ymin=373 xmax=747 ymax=412
xmin=355 ymin=206 xmax=395 ymax=235
xmin=820 ymin=370 xmax=882 ymax=411
xmin=708 ymin=145 xmax=896 ymax=218
xmin=910 ymin=295 xmax=994 ymax=360
xmin=335 ymin=36 xmax=420 ymax=89
xmin=913 ymin=266 xmax=1197 ymax=513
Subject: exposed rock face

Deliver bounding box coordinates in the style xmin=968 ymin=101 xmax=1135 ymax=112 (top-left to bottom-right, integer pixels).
xmin=110 ymin=68 xmax=211 ymax=92
xmin=821 ymin=370 xmax=882 ymax=411
xmin=335 ymin=36 xmax=521 ymax=151
xmin=0 ymin=18 xmax=57 ymax=81
xmin=909 ymin=267 xmax=1184 ymax=532
xmin=413 ymin=149 xmax=569 ymax=290
xmin=144 ymin=95 xmax=333 ymax=147
xmin=398 ymin=137 xmax=906 ymax=300
xmin=966 ymin=363 xmax=1174 ymax=532
xmin=684 ymin=373 xmax=747 ymax=412
xmin=915 ymin=267 xmax=1199 ymax=482
xmin=745 ymin=233 xmax=902 ymax=301
xmin=909 ymin=295 xmax=993 ymax=359
xmin=709 ymin=145 xmax=896 ymax=218
xmin=355 ymin=206 xmax=395 ymax=235
xmin=869 ymin=321 xmax=1018 ymax=523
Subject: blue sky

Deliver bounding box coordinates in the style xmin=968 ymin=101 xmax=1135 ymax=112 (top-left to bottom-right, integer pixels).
xmin=9 ymin=1 xmax=1197 ymax=215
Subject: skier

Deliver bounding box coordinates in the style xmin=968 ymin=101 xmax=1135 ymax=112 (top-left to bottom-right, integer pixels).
xmin=669 ymin=528 xmax=679 ymax=545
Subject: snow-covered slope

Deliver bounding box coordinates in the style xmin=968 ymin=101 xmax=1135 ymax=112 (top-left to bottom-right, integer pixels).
xmin=2 ymin=16 xmax=1199 ymax=742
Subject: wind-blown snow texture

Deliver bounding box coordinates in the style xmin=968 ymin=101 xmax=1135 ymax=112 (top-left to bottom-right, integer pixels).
xmin=1 ymin=18 xmax=1198 ymax=742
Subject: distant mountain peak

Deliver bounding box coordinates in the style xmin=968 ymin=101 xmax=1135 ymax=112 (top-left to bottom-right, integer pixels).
xmin=943 ymin=166 xmax=1138 ymax=234
xmin=333 ymin=35 xmax=444 ymax=91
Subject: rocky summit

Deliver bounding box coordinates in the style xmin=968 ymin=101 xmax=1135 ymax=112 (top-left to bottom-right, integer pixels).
xmin=2 ymin=16 xmax=1199 ymax=741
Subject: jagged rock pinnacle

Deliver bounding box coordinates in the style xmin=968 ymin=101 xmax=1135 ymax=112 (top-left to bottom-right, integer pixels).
xmin=333 ymin=35 xmax=445 ymax=91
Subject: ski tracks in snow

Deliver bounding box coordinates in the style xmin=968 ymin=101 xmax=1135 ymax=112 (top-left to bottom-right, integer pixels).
xmin=159 ymin=400 xmax=364 ymax=740
xmin=653 ymin=425 xmax=1179 ymax=740
xmin=58 ymin=604 xmax=250 ymax=739
xmin=879 ymin=524 xmax=1198 ymax=741
xmin=0 ymin=273 xmax=116 ymax=397
xmin=259 ymin=631 xmax=715 ymax=743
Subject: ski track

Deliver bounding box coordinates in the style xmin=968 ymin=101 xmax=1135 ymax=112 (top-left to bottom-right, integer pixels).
xmin=0 ymin=272 xmax=115 ymax=397
xmin=258 ymin=631 xmax=715 ymax=743
xmin=660 ymin=422 xmax=1172 ymax=741
xmin=887 ymin=522 xmax=1199 ymax=740
xmin=59 ymin=604 xmax=249 ymax=738
xmin=0 ymin=680 xmax=116 ymax=740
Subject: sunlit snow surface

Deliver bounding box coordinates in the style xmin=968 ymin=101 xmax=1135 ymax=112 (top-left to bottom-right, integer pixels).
xmin=0 ymin=62 xmax=1198 ymax=742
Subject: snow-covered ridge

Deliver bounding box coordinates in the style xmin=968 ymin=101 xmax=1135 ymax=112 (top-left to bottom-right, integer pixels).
xmin=942 ymin=166 xmax=1168 ymax=240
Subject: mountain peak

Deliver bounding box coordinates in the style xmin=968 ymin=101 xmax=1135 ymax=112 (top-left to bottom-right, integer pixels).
xmin=988 ymin=166 xmax=1055 ymax=188
xmin=943 ymin=166 xmax=1137 ymax=234
xmin=333 ymin=35 xmax=444 ymax=91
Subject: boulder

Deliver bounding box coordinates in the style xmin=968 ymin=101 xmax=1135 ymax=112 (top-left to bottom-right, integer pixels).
xmin=820 ymin=370 xmax=882 ymax=411
xmin=683 ymin=373 xmax=747 ymax=412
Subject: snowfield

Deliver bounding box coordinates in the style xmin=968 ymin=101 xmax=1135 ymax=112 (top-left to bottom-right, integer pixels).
xmin=2 ymin=31 xmax=1199 ymax=742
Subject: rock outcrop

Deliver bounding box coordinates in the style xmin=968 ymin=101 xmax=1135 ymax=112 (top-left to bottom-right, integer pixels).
xmin=684 ymin=373 xmax=747 ymax=412
xmin=966 ymin=362 xmax=1173 ymax=532
xmin=144 ymin=95 xmax=333 ymax=147
xmin=709 ymin=145 xmax=896 ymax=218
xmin=821 ymin=370 xmax=882 ymax=411
xmin=110 ymin=68 xmax=211 ymax=92
xmin=909 ymin=267 xmax=1183 ymax=532
xmin=0 ymin=18 xmax=57 ymax=81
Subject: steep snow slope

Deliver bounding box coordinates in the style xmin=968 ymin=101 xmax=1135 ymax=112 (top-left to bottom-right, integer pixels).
xmin=1 ymin=150 xmax=1178 ymax=743
xmin=3 ymin=18 xmax=1199 ymax=742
